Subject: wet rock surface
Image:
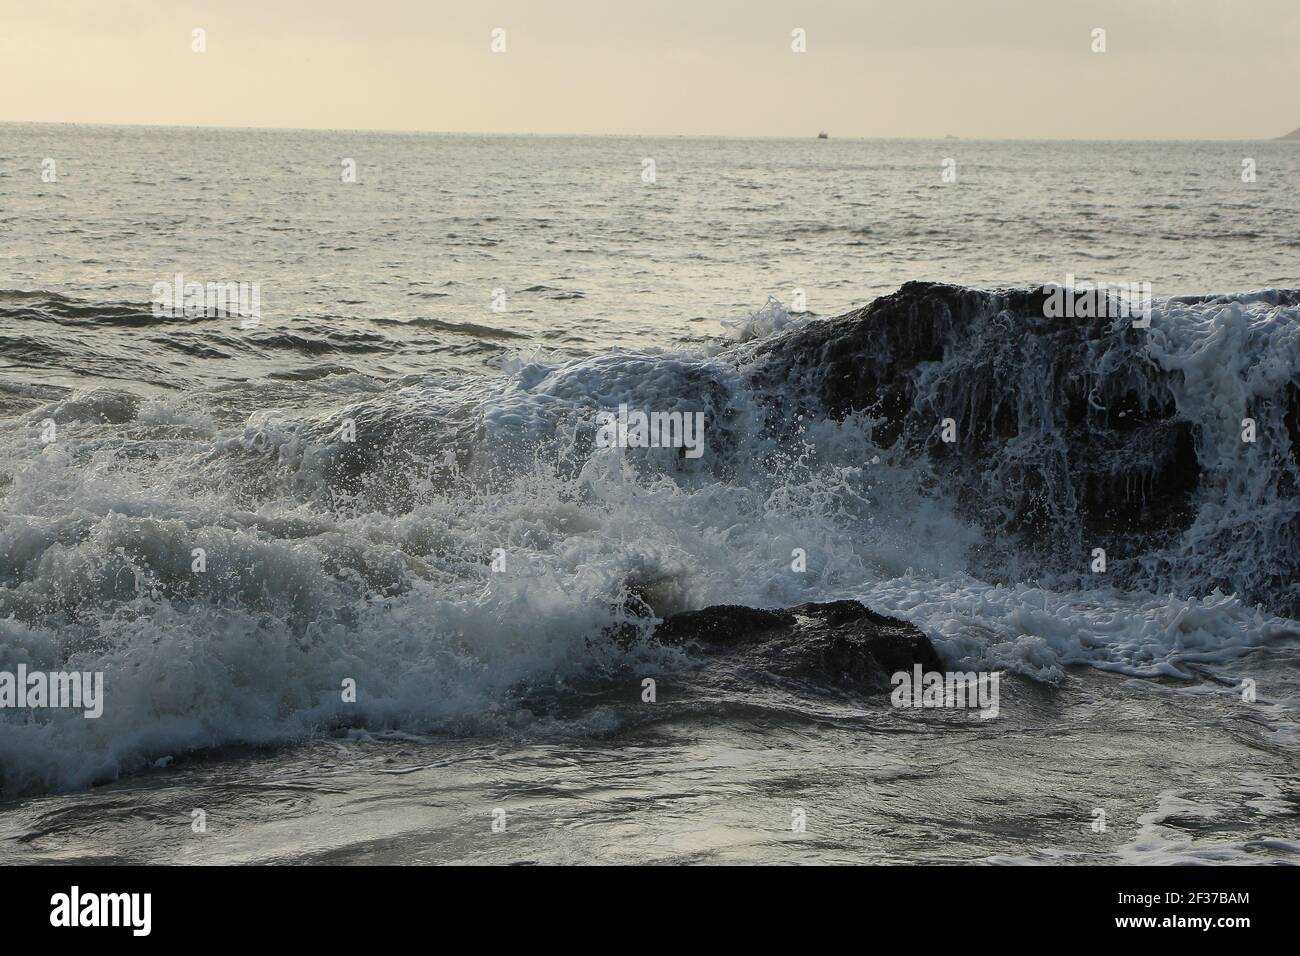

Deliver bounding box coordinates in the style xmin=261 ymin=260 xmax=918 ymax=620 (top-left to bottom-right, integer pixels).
xmin=654 ymin=600 xmax=944 ymax=691
xmin=730 ymin=281 xmax=1300 ymax=613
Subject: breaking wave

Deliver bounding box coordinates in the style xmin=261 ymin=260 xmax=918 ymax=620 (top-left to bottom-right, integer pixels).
xmin=1 ymin=282 xmax=1297 ymax=792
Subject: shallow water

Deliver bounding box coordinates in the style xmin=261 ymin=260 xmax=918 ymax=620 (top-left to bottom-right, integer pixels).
xmin=3 ymin=658 xmax=1297 ymax=865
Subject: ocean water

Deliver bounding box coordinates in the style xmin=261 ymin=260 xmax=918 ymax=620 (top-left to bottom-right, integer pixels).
xmin=1 ymin=125 xmax=1298 ymax=864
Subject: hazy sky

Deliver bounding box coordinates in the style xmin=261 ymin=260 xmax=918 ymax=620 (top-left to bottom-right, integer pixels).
xmin=2 ymin=0 xmax=1297 ymax=138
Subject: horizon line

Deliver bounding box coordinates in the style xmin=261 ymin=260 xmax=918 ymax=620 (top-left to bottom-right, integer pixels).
xmin=2 ymin=118 xmax=1296 ymax=143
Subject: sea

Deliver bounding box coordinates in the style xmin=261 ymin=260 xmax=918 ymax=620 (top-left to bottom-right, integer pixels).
xmin=0 ymin=124 xmax=1297 ymax=864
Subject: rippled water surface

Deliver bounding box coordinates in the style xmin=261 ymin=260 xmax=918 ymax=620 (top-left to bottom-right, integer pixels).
xmin=3 ymin=126 xmax=1299 ymax=390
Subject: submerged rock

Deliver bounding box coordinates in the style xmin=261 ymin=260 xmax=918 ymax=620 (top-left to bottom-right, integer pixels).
xmin=654 ymin=600 xmax=944 ymax=691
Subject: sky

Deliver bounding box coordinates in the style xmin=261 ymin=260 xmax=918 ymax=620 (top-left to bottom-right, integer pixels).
xmin=1 ymin=0 xmax=1297 ymax=139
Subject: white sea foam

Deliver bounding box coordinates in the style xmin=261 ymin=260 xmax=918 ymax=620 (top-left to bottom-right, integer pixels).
xmin=1140 ymin=292 xmax=1300 ymax=603
xmin=2 ymin=290 xmax=1298 ymax=792
xmin=718 ymin=296 xmax=806 ymax=343
xmin=1114 ymin=784 xmax=1300 ymax=864
xmin=856 ymin=576 xmax=1292 ymax=682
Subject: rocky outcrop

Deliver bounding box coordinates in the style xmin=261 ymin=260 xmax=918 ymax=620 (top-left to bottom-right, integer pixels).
xmin=736 ymin=283 xmax=1199 ymax=546
xmin=653 ymin=600 xmax=944 ymax=691
xmin=729 ymin=281 xmax=1300 ymax=613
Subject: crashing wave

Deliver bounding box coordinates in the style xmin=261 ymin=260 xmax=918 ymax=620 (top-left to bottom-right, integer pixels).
xmin=2 ymin=281 xmax=1298 ymax=792
xmin=731 ymin=282 xmax=1300 ymax=614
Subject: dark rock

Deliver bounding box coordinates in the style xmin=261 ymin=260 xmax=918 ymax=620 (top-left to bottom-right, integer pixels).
xmin=1284 ymin=382 xmax=1300 ymax=479
xmin=653 ymin=600 xmax=943 ymax=692
xmin=729 ymin=281 xmax=1213 ymax=596
xmin=653 ymin=605 xmax=795 ymax=646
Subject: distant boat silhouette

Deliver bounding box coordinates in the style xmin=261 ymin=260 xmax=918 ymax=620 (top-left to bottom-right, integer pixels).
xmin=817 ymin=131 xmax=829 ymax=139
